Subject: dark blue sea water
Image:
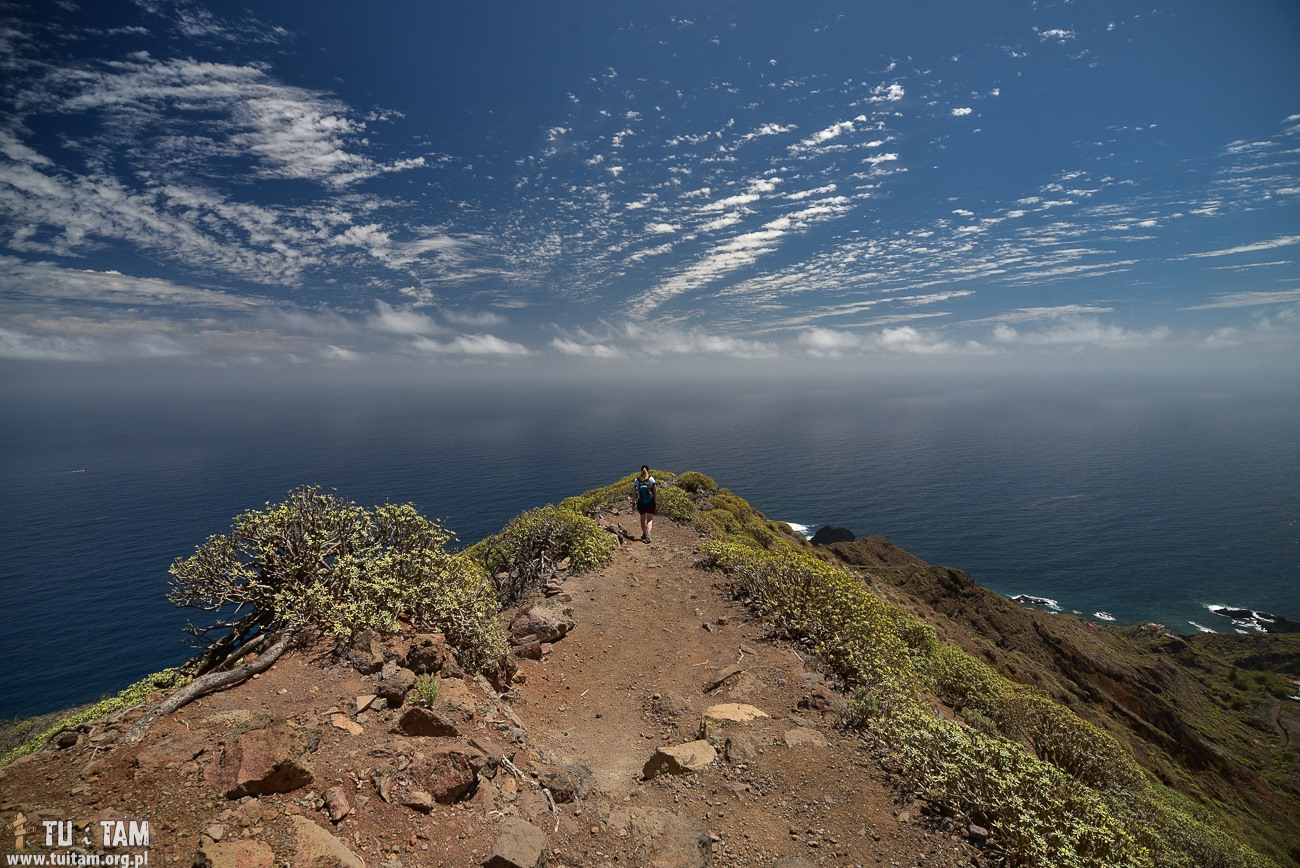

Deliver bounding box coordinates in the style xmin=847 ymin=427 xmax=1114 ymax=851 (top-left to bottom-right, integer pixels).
xmin=2 ymin=368 xmax=1298 ymax=720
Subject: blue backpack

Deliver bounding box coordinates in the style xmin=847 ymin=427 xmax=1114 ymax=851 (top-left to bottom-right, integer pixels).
xmin=636 ymin=478 xmax=655 ymax=506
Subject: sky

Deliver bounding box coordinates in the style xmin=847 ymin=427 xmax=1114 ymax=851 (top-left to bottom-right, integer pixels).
xmin=1 ymin=0 xmax=1298 ymax=371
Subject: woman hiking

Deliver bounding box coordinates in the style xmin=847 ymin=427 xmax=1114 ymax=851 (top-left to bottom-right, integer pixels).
xmin=633 ymin=465 xmax=657 ymax=544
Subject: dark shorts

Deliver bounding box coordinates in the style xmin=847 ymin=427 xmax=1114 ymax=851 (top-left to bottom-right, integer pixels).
xmin=636 ymin=501 xmax=656 ymax=515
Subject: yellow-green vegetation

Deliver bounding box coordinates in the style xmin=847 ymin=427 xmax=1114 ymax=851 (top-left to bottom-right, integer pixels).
xmin=1 ymin=668 xmax=183 ymax=765
xmin=410 ymin=673 xmax=440 ymax=707
xmin=468 ymin=504 xmax=615 ymax=606
xmin=674 ymin=470 xmax=719 ymax=494
xmin=557 ymin=469 xmax=680 ymax=516
xmin=170 ymin=486 xmax=507 ymax=673
xmin=699 ymin=538 xmax=1274 ymax=867
xmin=691 ymin=489 xmax=798 ymax=551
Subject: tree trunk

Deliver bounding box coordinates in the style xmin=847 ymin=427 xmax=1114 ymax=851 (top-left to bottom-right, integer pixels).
xmin=121 ymin=628 xmax=297 ymax=744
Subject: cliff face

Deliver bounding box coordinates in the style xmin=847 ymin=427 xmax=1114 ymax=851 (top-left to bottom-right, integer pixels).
xmin=819 ymin=534 xmax=1300 ymax=864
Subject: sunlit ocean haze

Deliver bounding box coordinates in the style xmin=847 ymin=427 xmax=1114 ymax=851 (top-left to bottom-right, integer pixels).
xmin=1 ymin=360 xmax=1297 ymax=719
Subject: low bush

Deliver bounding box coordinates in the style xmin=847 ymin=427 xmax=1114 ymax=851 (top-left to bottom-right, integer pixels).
xmin=674 ymin=470 xmax=719 ymax=494
xmin=469 ymin=505 xmax=614 ymax=606
xmin=698 ymin=538 xmax=1270 ymax=867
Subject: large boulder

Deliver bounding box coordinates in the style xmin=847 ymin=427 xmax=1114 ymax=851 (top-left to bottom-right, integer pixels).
xmin=485 ymin=817 xmax=548 ymax=868
xmin=203 ymin=724 xmax=319 ymax=799
xmin=643 ymin=740 xmax=717 ymax=779
xmin=509 ymin=601 xmax=574 ymax=644
xmin=394 ymin=706 xmax=460 ymax=738
xmin=194 ymin=839 xmax=275 ymax=868
xmin=339 ymin=628 xmax=385 ymax=674
xmin=410 ymin=749 xmax=479 ymax=803
xmin=810 ymin=525 xmax=855 ymax=545
xmin=288 ymin=815 xmax=364 ymax=868
xmin=405 ymin=633 xmax=450 ymax=674
xmin=376 ymin=662 xmax=417 ymax=707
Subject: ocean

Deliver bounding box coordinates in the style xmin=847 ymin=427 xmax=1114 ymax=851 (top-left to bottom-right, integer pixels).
xmin=2 ymin=368 xmax=1298 ymax=720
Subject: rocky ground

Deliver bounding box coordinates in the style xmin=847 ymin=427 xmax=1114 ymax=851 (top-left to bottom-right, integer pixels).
xmin=0 ymin=512 xmax=988 ymax=867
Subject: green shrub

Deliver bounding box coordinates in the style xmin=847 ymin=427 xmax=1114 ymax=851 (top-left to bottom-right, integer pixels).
xmin=169 ymin=489 xmax=507 ymax=673
xmin=470 ymin=505 xmax=614 ymax=606
xmin=675 ymin=471 xmax=719 ymax=494
xmin=410 ymin=673 xmax=440 ymax=707
xmin=697 ymin=537 xmax=1272 ymax=867
xmin=655 ymin=485 xmax=696 ymax=522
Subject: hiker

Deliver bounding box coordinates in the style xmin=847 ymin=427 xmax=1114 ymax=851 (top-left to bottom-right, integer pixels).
xmin=633 ymin=465 xmax=657 ymax=543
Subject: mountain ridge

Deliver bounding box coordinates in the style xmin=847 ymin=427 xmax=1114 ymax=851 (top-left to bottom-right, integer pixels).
xmin=1 ymin=474 xmax=1296 ymax=866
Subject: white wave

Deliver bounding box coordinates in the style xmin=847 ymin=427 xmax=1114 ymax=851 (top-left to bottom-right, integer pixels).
xmin=785 ymin=522 xmax=812 ymax=538
xmin=1187 ymin=621 xmax=1217 ymax=633
xmin=1093 ymin=612 xmax=1116 ymax=622
xmin=1204 ymin=603 xmax=1271 ymax=633
xmin=1011 ymin=593 xmax=1061 ymax=611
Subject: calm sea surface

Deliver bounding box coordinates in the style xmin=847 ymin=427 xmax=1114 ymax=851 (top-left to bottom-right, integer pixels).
xmin=2 ymin=372 xmax=1297 ymax=719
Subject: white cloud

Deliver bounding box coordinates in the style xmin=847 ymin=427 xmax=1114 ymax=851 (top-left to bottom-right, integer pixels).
xmin=951 ymin=107 xmax=973 ymax=117
xmin=412 ymin=333 xmax=530 ymax=356
xmin=993 ymin=319 xmax=1171 ymax=348
xmin=798 ymin=327 xmax=863 ymax=356
xmin=58 ymin=57 xmax=423 ymax=188
xmin=1038 ymin=28 xmax=1076 ymax=42
xmin=646 ymin=222 xmax=679 ymax=234
xmin=369 ymin=301 xmax=443 ymax=335
xmin=982 ymin=304 xmax=1116 ymax=324
xmin=443 ymin=309 xmax=507 ymax=327
xmin=0 ymin=257 xmax=265 ymax=311
xmin=1183 ymin=288 xmax=1300 ymax=310
xmin=874 ymin=325 xmax=962 ymax=354
xmin=792 ymin=116 xmax=867 ymax=152
xmin=868 ymin=83 xmax=905 ymax=102
xmin=551 ymin=337 xmax=622 ymax=358
xmin=1185 ymin=235 xmax=1300 ymax=259
xmin=737 ymin=122 xmax=797 ymax=145
xmin=322 ymin=344 xmax=361 ymax=361
xmin=0 ymin=326 xmax=102 ymax=361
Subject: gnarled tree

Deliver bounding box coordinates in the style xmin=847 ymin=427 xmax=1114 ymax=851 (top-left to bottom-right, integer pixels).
xmin=123 ymin=486 xmax=505 ymax=742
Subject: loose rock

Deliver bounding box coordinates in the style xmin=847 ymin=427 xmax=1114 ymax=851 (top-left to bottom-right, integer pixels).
xmin=643 ymin=740 xmax=717 ymax=779
xmin=288 ymin=815 xmax=365 ymax=868
xmin=485 ymin=817 xmax=548 ymax=868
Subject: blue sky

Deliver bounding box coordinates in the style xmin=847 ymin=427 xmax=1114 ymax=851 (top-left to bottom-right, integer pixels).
xmin=1 ymin=0 xmax=1298 ymax=368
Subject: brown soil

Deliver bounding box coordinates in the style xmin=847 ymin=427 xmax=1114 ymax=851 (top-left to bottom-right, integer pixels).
xmin=0 ymin=513 xmax=985 ymax=867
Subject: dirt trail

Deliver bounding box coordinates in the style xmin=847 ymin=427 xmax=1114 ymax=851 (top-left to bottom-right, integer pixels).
xmin=505 ymin=513 xmax=983 ymax=867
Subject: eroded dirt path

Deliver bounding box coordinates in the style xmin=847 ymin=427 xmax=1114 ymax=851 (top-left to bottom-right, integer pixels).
xmin=508 ymin=513 xmax=982 ymax=867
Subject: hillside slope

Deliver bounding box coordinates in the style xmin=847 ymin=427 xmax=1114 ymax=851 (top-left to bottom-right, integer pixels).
xmin=820 ymin=534 xmax=1300 ymax=865
xmin=2 ymin=478 xmax=1297 ymax=867
xmin=0 ymin=511 xmax=979 ymax=867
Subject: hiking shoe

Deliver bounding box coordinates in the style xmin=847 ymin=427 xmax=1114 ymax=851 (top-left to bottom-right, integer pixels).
xmin=642 ymin=533 xmax=651 ymax=544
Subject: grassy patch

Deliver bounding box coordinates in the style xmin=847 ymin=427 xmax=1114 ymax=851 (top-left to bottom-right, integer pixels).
xmin=1 ymin=668 xmax=184 ymax=766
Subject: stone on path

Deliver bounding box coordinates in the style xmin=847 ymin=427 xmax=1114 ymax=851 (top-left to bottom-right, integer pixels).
xmin=643 ymin=740 xmax=717 ymax=779
xmin=782 ymin=727 xmax=829 ymax=748
xmin=394 ymin=706 xmax=460 ymax=737
xmin=700 ymin=702 xmax=769 ymax=737
xmin=193 ymin=839 xmax=275 ymax=868
xmin=323 ymin=785 xmax=351 ymax=822
xmin=484 ymin=817 xmax=548 ymax=868
xmin=328 ymin=713 xmax=363 ymax=736
xmin=288 ymin=815 xmax=365 ymax=868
